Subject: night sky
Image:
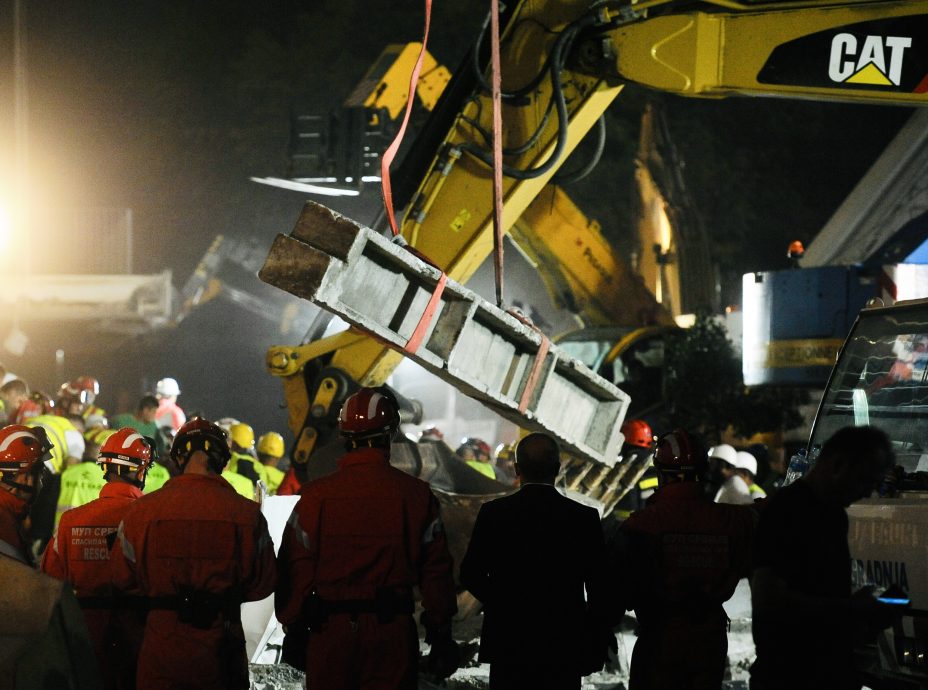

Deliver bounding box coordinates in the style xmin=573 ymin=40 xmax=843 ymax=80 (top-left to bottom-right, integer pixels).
xmin=0 ymin=1 xmax=914 ymax=434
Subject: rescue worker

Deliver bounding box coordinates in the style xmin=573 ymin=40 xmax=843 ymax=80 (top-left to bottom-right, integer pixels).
xmin=213 ymin=419 xmax=255 ymax=499
xmin=0 ymin=378 xmax=30 ymax=424
xmin=26 ymin=412 xmax=87 ymax=556
xmin=154 ymin=377 xmax=185 ymax=431
xmin=42 ymin=427 xmax=154 ymax=690
xmin=276 ymin=465 xmax=303 ymax=496
xmin=256 ymin=431 xmax=286 ymax=495
xmin=712 ymin=444 xmax=760 ymax=505
xmin=54 ymin=428 xmax=116 ymax=527
xmin=0 ymin=423 xmax=102 ymax=688
xmin=110 ymin=417 xmax=276 ymax=690
xmin=111 ymin=395 xmax=166 ymax=456
xmin=612 ymin=429 xmax=756 ymax=690
xmin=76 ymin=376 xmax=106 ymax=422
xmin=0 ymin=424 xmax=53 ymax=563
xmin=750 ymin=426 xmax=895 ymax=690
xmin=226 ymin=422 xmax=269 ymax=489
xmin=611 ymin=419 xmax=658 ymax=520
xmin=56 ymin=377 xmax=104 ymax=421
xmin=276 ymin=387 xmax=459 ymax=688
xmin=493 ymin=442 xmax=518 ymax=487
xmin=733 ymin=450 xmax=766 ymax=500
xmin=457 ymin=437 xmax=496 ymax=480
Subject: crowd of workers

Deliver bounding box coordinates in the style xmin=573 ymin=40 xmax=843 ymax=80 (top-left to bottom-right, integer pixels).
xmin=0 ymin=371 xmax=902 ymax=690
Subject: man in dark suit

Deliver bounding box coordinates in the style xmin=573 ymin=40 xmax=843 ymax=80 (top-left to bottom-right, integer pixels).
xmin=460 ymin=432 xmax=613 ymax=689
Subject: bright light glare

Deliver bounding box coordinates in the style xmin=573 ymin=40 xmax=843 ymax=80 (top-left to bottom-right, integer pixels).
xmin=250 ymin=177 xmax=360 ymax=197
xmin=0 ymin=203 xmax=11 ymax=252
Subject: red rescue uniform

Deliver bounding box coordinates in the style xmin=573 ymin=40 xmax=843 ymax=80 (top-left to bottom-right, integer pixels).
xmin=0 ymin=487 xmax=30 ymax=563
xmin=276 ymin=446 xmax=457 ymax=690
xmin=110 ymin=473 xmax=276 ymax=690
xmin=42 ymin=481 xmax=145 ymax=690
xmin=276 ymin=466 xmax=302 ymax=496
xmin=617 ymin=481 xmax=756 ymax=690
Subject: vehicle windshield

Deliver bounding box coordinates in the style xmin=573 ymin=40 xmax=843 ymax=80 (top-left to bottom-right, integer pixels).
xmin=557 ymin=328 xmax=668 ymax=416
xmin=811 ymin=304 xmax=928 ymax=477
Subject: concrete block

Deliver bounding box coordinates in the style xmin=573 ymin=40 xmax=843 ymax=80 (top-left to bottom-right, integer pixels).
xmin=260 ymin=201 xmax=629 ymax=466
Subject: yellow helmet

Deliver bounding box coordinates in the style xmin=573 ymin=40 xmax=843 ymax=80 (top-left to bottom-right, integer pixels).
xmin=229 ymin=423 xmax=255 ymax=449
xmin=257 ymin=431 xmax=284 ymax=458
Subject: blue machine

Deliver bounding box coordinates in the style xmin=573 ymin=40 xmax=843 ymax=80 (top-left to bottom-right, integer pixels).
xmin=742 ymin=266 xmax=879 ymax=386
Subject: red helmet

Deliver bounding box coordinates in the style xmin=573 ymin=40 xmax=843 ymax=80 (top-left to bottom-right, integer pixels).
xmin=457 ymin=437 xmax=492 ymax=460
xmin=99 ymin=427 xmax=154 ymax=483
xmin=654 ymin=429 xmax=706 ymax=474
xmin=0 ymin=424 xmax=53 ymax=480
xmin=59 ymin=376 xmax=100 ymax=406
xmin=621 ymin=419 xmax=654 ymax=449
xmin=171 ymin=417 xmax=230 ymax=470
xmin=73 ymin=376 xmax=100 ymax=400
xmin=338 ymin=387 xmax=400 ymax=440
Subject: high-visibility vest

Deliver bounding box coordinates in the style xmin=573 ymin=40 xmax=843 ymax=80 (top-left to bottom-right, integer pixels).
xmin=27 ymin=415 xmax=83 ymax=473
xmin=466 ymin=459 xmax=496 ymax=480
xmin=263 ymin=464 xmax=285 ymax=495
xmin=143 ymin=463 xmax=172 ymax=494
xmin=221 ymin=470 xmax=255 ymax=500
xmin=227 ymin=452 xmax=269 ymax=487
xmin=55 ymin=462 xmax=105 ymax=526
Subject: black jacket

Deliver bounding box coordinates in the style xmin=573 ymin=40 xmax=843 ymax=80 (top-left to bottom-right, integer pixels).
xmin=460 ymin=484 xmax=611 ymax=671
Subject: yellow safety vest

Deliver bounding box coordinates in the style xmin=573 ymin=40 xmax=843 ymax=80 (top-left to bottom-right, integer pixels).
xmin=27 ymin=415 xmax=80 ymax=473
xmin=221 ymin=470 xmax=255 ymax=500
xmin=143 ymin=463 xmax=171 ymax=494
xmin=466 ymin=459 xmax=496 ymax=480
xmin=55 ymin=463 xmax=106 ymax=526
xmin=262 ymin=465 xmax=285 ymax=495
xmin=227 ymin=452 xmax=270 ymax=487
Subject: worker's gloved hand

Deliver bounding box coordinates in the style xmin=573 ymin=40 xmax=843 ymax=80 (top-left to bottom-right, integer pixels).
xmin=425 ymin=625 xmax=461 ymax=680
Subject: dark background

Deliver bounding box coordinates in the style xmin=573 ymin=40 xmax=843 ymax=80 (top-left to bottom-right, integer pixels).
xmin=0 ymin=0 xmax=914 ymax=434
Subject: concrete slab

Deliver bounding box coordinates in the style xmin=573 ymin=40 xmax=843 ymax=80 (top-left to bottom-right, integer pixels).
xmin=260 ymin=202 xmax=629 ymax=466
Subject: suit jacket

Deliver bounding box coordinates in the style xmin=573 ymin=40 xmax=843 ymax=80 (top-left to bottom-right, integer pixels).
xmin=460 ymin=484 xmax=611 ymax=670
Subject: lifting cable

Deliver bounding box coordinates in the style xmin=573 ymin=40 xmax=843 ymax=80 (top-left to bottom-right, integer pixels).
xmin=377 ymin=0 xmax=450 ymax=356
xmin=380 ymin=0 xmax=434 ymax=238
xmin=490 ymin=0 xmax=505 ymax=307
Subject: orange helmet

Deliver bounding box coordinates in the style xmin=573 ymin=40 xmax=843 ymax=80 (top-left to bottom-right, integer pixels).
xmin=787 ymin=240 xmax=805 ymax=258
xmin=621 ymin=419 xmax=654 ymax=449
xmin=99 ymin=427 xmax=154 ymax=485
xmin=171 ymin=417 xmax=230 ymax=472
xmin=654 ymin=429 xmax=706 ymax=474
xmin=0 ymin=425 xmax=53 ymax=492
xmin=338 ymin=387 xmax=400 ymax=441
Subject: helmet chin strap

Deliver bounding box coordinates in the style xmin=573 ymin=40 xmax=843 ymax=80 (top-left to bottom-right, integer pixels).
xmin=0 ymin=465 xmax=43 ymax=497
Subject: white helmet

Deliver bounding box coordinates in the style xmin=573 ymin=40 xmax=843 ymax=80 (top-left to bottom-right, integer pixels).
xmin=156 ymin=377 xmax=181 ymax=398
xmin=733 ymin=450 xmax=758 ymax=476
xmin=708 ymin=443 xmax=738 ymax=467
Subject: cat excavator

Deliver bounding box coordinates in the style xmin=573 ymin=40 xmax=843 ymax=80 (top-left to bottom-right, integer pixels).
xmin=259 ymin=0 xmax=928 ymax=491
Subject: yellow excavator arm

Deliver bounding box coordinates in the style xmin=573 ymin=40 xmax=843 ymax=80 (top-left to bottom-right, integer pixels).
xmin=267 ymin=0 xmax=928 ymax=474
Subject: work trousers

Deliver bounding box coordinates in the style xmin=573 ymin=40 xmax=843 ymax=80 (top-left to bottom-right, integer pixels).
xmin=629 ymin=612 xmax=728 ymax=690
xmin=306 ymin=612 xmax=419 ymax=690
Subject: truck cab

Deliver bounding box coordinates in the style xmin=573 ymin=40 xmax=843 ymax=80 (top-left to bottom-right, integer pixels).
xmin=809 ymin=297 xmax=928 ymax=686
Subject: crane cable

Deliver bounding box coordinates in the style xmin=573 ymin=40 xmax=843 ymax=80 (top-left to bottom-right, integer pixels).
xmin=490 ymin=0 xmax=505 ymax=307
xmin=380 ymin=0 xmax=433 ymax=237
